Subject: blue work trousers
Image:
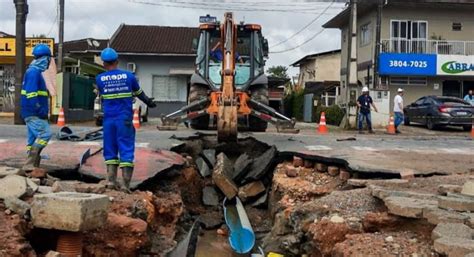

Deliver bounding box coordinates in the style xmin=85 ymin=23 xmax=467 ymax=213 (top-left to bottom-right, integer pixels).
xmin=25 ymin=116 xmax=52 ymax=151
xmin=394 ymin=112 xmax=404 ymax=128
xmin=103 ymin=117 xmax=135 ymax=167
xmin=358 ymin=112 xmax=372 ymax=130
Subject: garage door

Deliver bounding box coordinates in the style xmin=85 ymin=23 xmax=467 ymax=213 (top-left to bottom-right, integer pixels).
xmin=152 ymin=75 xmax=187 ymax=101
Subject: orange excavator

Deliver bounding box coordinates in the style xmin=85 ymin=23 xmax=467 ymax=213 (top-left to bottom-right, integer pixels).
xmin=158 ymin=13 xmax=298 ymax=141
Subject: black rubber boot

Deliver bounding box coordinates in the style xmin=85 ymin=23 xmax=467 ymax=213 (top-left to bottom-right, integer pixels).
xmin=106 ymin=164 xmax=119 ymax=189
xmin=120 ymin=166 xmax=134 ymax=193
xmin=20 ymin=146 xmax=41 ymax=175
xmin=34 ymin=147 xmax=44 ymax=167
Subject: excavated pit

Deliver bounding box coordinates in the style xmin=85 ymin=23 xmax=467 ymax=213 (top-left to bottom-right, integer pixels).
xmin=0 ymin=133 xmax=454 ymax=257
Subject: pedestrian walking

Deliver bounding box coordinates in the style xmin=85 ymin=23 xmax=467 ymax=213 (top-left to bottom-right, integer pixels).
xmin=464 ymin=89 xmax=474 ymax=106
xmin=393 ymin=88 xmax=404 ymax=134
xmin=357 ymin=87 xmax=378 ymax=134
xmin=96 ymin=48 xmax=156 ymax=192
xmin=19 ymin=44 xmax=53 ymax=175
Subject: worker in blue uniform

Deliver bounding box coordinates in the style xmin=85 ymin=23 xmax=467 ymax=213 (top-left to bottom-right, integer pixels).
xmin=20 ymin=44 xmax=53 ymax=175
xmin=96 ymin=48 xmax=156 ymax=192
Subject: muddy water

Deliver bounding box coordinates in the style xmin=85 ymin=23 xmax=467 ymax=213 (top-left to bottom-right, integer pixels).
xmin=195 ymin=231 xmax=246 ymax=257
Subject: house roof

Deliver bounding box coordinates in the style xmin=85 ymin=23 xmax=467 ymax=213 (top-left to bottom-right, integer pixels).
xmin=291 ymin=49 xmax=341 ymax=67
xmin=323 ymin=0 xmax=474 ymax=29
xmin=56 ymin=38 xmax=109 ymax=55
xmin=110 ymin=24 xmax=200 ymax=56
xmin=304 ymin=81 xmax=340 ymax=95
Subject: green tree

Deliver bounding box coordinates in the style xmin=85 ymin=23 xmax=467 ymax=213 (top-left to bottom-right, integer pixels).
xmin=267 ymin=65 xmax=289 ymax=79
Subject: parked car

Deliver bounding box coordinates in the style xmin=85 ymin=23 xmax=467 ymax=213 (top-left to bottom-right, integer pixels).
xmin=93 ymin=96 xmax=148 ymax=126
xmin=403 ymin=96 xmax=473 ymax=131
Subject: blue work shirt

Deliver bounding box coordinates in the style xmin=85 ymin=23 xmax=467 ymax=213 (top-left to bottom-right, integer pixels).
xmin=95 ymin=69 xmax=143 ymax=120
xmin=210 ymin=49 xmax=241 ymax=62
xmin=464 ymin=94 xmax=474 ymax=106
xmin=21 ymin=67 xmax=49 ymax=119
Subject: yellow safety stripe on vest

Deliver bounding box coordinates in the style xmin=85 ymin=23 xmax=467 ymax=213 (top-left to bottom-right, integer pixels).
xmin=26 ymin=145 xmax=32 ymax=151
xmin=102 ymin=92 xmax=133 ymax=100
xmin=133 ymin=89 xmax=143 ymax=96
xmin=21 ymin=89 xmax=48 ymax=98
xmin=35 ymin=139 xmax=48 ymax=146
xmin=105 ymin=159 xmax=120 ymax=165
xmin=119 ymin=162 xmax=134 ymax=167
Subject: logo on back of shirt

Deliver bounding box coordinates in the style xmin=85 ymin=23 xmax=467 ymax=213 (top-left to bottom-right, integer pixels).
xmin=100 ymin=73 xmax=128 ymax=82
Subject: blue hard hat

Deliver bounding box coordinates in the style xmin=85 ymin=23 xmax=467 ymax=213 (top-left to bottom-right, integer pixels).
xmin=32 ymin=44 xmax=51 ymax=58
xmin=100 ymin=48 xmax=118 ymax=62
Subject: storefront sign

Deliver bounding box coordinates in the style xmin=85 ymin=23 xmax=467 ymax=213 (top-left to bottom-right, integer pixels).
xmin=437 ymin=55 xmax=474 ymax=76
xmin=379 ymin=53 xmax=437 ymax=76
xmin=0 ymin=38 xmax=54 ymax=57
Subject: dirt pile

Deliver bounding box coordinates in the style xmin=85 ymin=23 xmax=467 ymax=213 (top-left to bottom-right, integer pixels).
xmin=0 ymin=204 xmax=35 ymax=257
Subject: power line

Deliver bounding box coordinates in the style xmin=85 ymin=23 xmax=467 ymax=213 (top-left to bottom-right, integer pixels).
xmin=128 ymin=0 xmax=341 ymax=14
xmin=46 ymin=0 xmax=59 ymax=37
xmin=270 ymin=28 xmax=326 ymax=53
xmin=270 ymin=0 xmax=336 ymax=48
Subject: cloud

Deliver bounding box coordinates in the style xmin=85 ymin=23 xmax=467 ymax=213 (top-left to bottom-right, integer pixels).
xmin=1 ymin=0 xmax=345 ymax=76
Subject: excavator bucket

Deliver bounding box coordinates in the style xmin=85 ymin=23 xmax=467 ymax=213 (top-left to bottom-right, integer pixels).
xmin=217 ymin=105 xmax=238 ymax=142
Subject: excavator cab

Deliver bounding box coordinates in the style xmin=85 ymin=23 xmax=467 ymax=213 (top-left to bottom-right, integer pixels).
xmin=158 ymin=13 xmax=298 ymax=141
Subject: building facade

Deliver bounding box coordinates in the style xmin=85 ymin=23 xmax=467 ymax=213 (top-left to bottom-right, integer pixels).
xmin=324 ymin=0 xmax=474 ymax=126
xmin=110 ymin=24 xmax=199 ymax=117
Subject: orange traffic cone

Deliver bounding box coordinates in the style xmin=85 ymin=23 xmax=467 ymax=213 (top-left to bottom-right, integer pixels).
xmin=57 ymin=107 xmax=65 ymax=127
xmin=318 ymin=112 xmax=328 ymax=134
xmin=133 ymin=109 xmax=140 ymax=129
xmin=387 ymin=116 xmax=396 ymax=135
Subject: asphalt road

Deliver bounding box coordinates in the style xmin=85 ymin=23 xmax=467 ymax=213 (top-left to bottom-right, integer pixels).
xmin=0 ymin=122 xmax=472 ymax=176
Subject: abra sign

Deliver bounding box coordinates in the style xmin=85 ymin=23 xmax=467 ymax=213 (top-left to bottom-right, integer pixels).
xmin=379 ymin=53 xmax=437 ymax=76
xmin=0 ymin=38 xmax=54 ymax=57
xmin=437 ymin=55 xmax=474 ymax=76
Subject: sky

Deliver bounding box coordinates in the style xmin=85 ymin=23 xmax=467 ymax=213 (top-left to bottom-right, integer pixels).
xmin=0 ymin=0 xmax=347 ymax=76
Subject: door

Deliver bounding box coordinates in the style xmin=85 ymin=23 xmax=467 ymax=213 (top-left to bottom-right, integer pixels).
xmin=391 ymin=20 xmax=427 ymax=53
xmin=443 ymin=80 xmax=461 ymax=98
xmin=409 ymin=97 xmax=426 ymax=123
xmin=303 ymin=94 xmax=314 ymax=122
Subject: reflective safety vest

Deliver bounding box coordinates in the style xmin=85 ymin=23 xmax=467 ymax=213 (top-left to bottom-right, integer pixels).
xmin=20 ymin=67 xmax=49 ymax=119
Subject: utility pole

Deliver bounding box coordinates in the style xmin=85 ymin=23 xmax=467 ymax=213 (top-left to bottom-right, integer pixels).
xmin=13 ymin=0 xmax=28 ymax=125
xmin=57 ymin=0 xmax=65 ymax=72
xmin=373 ymin=0 xmax=383 ymax=90
xmin=344 ymin=0 xmax=357 ymax=128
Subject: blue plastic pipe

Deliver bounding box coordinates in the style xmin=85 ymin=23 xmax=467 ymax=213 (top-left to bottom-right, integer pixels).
xmin=223 ymin=197 xmax=256 ymax=254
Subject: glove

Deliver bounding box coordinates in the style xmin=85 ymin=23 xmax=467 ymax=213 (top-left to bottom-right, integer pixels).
xmin=147 ymin=97 xmax=157 ymax=108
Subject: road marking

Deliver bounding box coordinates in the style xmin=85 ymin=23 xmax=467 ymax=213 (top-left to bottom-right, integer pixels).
xmin=0 ymin=139 xmax=8 ymax=143
xmin=135 ymin=142 xmax=149 ymax=148
xmin=305 ymin=145 xmax=332 ymax=151
xmin=439 ymin=148 xmax=473 ymax=154
xmin=352 ymin=146 xmax=377 ymax=151
xmin=77 ymin=141 xmax=101 ymax=146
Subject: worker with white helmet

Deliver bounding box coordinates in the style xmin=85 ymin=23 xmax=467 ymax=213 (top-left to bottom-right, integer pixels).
xmin=356 ymin=87 xmax=378 ymax=134
xmin=393 ymin=88 xmax=405 ymax=133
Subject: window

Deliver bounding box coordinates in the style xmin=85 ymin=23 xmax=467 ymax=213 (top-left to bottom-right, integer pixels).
xmin=452 ymin=22 xmax=462 ymax=31
xmin=390 ymin=76 xmax=427 ymax=86
xmin=360 ymin=23 xmax=371 ymax=46
xmin=152 ymin=75 xmax=187 ymax=101
xmin=390 ymin=20 xmax=428 ymax=53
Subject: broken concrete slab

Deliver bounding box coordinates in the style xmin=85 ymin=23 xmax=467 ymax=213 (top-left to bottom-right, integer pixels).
xmin=432 ymin=223 xmax=473 ymax=241
xmin=438 ymin=184 xmax=463 ymax=196
xmin=0 ymin=175 xmax=27 ymax=200
xmin=370 ymin=185 xmax=437 ymax=201
xmin=438 ymin=196 xmax=474 ymax=212
xmin=423 ymin=207 xmax=469 ymax=225
xmin=38 ymin=186 xmax=53 ymax=194
xmin=348 ymin=179 xmax=409 ymax=188
xmin=243 ymin=146 xmax=277 ymax=183
xmin=201 ymin=149 xmax=216 ymax=168
xmin=31 ymin=192 xmax=109 ymax=232
xmin=461 ymin=180 xmax=474 ymax=197
xmin=26 ymin=177 xmax=39 ymax=194
xmin=251 ymin=191 xmax=268 ymax=208
xmin=384 ymin=196 xmax=437 ymax=218
xmin=195 ymin=157 xmax=211 ymax=178
xmin=238 ymin=181 xmax=266 ymax=202
xmin=45 ymin=251 xmax=61 ymax=257
xmin=52 ymin=181 xmax=106 ymax=194
xmin=433 ymin=237 xmax=474 ymax=257
xmin=202 ymin=186 xmax=219 ymax=206
xmin=0 ymin=166 xmax=19 ymax=178
xmin=200 ymin=211 xmax=224 ymax=229
xmin=213 ymin=153 xmax=238 ymax=199
xmin=400 ymin=169 xmax=415 ymax=180
xmin=4 ymin=197 xmax=31 ymax=217
xmin=232 ymin=153 xmax=253 ymax=182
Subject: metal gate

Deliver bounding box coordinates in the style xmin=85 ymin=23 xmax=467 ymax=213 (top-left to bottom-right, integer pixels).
xmin=0 ymin=64 xmax=15 ymax=112
xmin=303 ymin=93 xmax=314 ymax=122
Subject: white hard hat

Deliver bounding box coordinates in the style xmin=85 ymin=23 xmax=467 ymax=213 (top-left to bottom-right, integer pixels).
xmin=397 ymin=88 xmax=404 ymax=93
xmin=362 ymin=87 xmax=369 ymax=92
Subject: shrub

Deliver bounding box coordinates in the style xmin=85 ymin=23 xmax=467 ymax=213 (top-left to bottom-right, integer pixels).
xmin=314 ymin=105 xmax=345 ymax=126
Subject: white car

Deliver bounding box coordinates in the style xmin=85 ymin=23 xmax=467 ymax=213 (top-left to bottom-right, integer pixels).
xmin=93 ymin=96 xmax=148 ymax=126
